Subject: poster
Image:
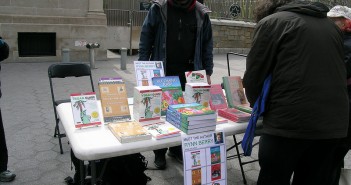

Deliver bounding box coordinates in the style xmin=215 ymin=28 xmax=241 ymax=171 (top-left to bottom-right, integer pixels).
xmin=134 ymin=61 xmax=165 ymax=86
xmin=182 ymin=131 xmax=227 ymax=185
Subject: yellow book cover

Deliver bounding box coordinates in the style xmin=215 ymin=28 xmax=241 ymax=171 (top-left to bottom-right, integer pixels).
xmin=108 ymin=121 xmax=152 ymax=143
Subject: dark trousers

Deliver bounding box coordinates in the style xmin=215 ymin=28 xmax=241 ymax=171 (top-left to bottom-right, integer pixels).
xmin=257 ymin=134 xmax=340 ymax=185
xmin=153 ymin=145 xmax=182 ymax=157
xmin=0 ymin=110 xmax=8 ymax=172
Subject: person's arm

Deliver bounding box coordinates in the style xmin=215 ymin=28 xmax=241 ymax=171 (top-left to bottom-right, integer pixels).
xmin=201 ymin=14 xmax=214 ymax=78
xmin=344 ymin=36 xmax=351 ymax=78
xmin=138 ymin=5 xmax=159 ymax=61
xmin=243 ymin=21 xmax=276 ymax=105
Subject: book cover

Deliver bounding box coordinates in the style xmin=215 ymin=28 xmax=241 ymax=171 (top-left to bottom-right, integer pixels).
xmin=185 ymin=70 xmax=207 ymax=83
xmin=191 ymin=168 xmax=202 ymax=185
xmin=168 ymin=103 xmax=216 ymax=121
xmin=211 ymin=146 xmax=221 ymax=164
xmin=211 ymin=164 xmax=221 ymax=181
xmin=209 ymin=84 xmax=228 ymax=110
xmin=142 ymin=121 xmax=181 ymax=139
xmin=222 ymin=76 xmax=247 ymax=108
xmin=218 ymin=108 xmax=251 ymax=123
xmin=190 ymin=151 xmax=202 ymax=168
xmin=108 ymin=121 xmax=152 ymax=143
xmin=134 ymin=61 xmax=165 ymax=86
xmin=133 ymin=86 xmax=162 ymax=122
xmin=98 ymin=79 xmax=131 ymax=123
xmin=233 ymin=104 xmax=252 ymax=114
xmin=152 ymin=76 xmax=185 ymax=116
xmin=70 ymin=92 xmax=102 ymax=128
xmin=184 ymin=83 xmax=211 ymax=107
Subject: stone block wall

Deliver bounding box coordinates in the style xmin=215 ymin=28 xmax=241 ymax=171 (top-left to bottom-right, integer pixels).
xmin=211 ymin=19 xmax=255 ymax=54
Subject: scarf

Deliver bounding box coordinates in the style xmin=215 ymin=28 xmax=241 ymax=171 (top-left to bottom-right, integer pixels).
xmin=169 ymin=0 xmax=196 ymax=12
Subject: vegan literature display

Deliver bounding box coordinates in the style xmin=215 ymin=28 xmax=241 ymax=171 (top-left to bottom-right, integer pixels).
xmin=218 ymin=108 xmax=251 ymax=123
xmin=209 ymin=84 xmax=228 ymax=110
xmin=184 ymin=83 xmax=211 ymax=108
xmin=142 ymin=121 xmax=181 ymax=140
xmin=166 ymin=103 xmax=217 ymax=134
xmin=70 ymin=92 xmax=101 ymax=128
xmin=108 ymin=121 xmax=152 ymax=143
xmin=98 ymin=78 xmax=131 ymax=123
xmin=133 ymin=86 xmax=162 ymax=123
xmin=185 ymin=70 xmax=207 ymax=83
xmin=152 ymin=76 xmax=185 ymax=116
xmin=222 ymin=76 xmax=247 ymax=108
xmin=134 ymin=61 xmax=165 ymax=86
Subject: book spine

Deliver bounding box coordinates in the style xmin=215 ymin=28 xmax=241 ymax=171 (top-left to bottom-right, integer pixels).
xmin=218 ymin=110 xmax=239 ymax=122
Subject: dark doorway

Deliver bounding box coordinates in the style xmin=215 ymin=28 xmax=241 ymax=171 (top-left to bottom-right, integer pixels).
xmin=18 ymin=32 xmax=56 ymax=57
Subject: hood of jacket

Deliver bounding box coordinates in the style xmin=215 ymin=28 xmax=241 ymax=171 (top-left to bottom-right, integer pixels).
xmin=275 ymin=1 xmax=329 ymax=18
xmin=152 ymin=0 xmax=211 ymax=15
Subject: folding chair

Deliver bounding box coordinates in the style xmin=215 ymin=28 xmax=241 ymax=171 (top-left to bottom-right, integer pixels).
xmin=225 ymin=52 xmax=260 ymax=185
xmin=48 ymin=63 xmax=95 ymax=154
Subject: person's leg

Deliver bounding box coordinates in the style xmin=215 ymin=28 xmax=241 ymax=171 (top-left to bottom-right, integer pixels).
xmin=330 ymin=147 xmax=348 ymax=185
xmin=257 ymin=134 xmax=302 ymax=185
xmin=153 ymin=148 xmax=167 ymax=169
xmin=292 ymin=138 xmax=340 ymax=185
xmin=168 ymin=145 xmax=183 ymax=163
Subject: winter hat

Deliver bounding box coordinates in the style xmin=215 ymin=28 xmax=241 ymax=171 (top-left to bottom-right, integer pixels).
xmin=327 ymin=5 xmax=351 ymax=20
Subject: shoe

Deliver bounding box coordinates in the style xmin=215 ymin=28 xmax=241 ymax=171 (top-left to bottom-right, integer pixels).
xmin=168 ymin=150 xmax=183 ymax=164
xmin=154 ymin=153 xmax=166 ymax=170
xmin=0 ymin=170 xmax=16 ymax=182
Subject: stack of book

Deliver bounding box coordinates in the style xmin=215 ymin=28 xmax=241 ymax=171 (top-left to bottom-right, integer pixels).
xmin=142 ymin=121 xmax=181 ymax=140
xmin=233 ymin=104 xmax=252 ymax=114
xmin=166 ymin=103 xmax=217 ymax=134
xmin=184 ymin=82 xmax=211 ymax=107
xmin=133 ymin=86 xmax=163 ymax=124
xmin=108 ymin=121 xmax=152 ymax=143
xmin=218 ymin=108 xmax=251 ymax=123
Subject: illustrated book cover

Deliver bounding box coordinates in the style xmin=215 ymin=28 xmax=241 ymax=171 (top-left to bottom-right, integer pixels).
xmin=222 ymin=76 xmax=247 ymax=108
xmin=184 ymin=83 xmax=211 ymax=108
xmin=133 ymin=86 xmax=162 ymax=123
xmin=134 ymin=61 xmax=165 ymax=86
xmin=142 ymin=121 xmax=181 ymax=139
xmin=191 ymin=168 xmax=202 ymax=185
xmin=108 ymin=121 xmax=152 ymax=143
xmin=217 ymin=108 xmax=250 ymax=123
xmin=98 ymin=78 xmax=131 ymax=123
xmin=70 ymin=92 xmax=101 ymax=128
xmin=210 ymin=146 xmax=221 ymax=164
xmin=152 ymin=76 xmax=185 ymax=116
xmin=185 ymin=70 xmax=207 ymax=83
xmin=209 ymin=84 xmax=228 ymax=110
xmin=211 ymin=163 xmax=222 ymax=181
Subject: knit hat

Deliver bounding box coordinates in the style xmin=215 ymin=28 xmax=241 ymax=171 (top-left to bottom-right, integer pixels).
xmin=327 ymin=5 xmax=351 ymax=20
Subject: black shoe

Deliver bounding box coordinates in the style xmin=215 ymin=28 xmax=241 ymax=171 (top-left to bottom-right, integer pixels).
xmin=168 ymin=150 xmax=183 ymax=164
xmin=154 ymin=153 xmax=166 ymax=170
xmin=0 ymin=170 xmax=16 ymax=182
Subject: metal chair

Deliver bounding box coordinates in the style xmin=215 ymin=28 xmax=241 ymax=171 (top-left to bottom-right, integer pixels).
xmin=225 ymin=52 xmax=260 ymax=184
xmin=48 ymin=63 xmax=95 ymax=154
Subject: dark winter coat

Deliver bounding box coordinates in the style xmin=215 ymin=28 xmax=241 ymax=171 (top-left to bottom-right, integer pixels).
xmin=243 ymin=1 xmax=349 ymax=139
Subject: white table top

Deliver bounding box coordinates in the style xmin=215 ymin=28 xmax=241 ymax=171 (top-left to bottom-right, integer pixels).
xmin=57 ymin=100 xmax=253 ymax=161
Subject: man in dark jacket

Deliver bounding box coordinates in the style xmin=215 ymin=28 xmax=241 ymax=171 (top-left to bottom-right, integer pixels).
xmin=243 ymin=0 xmax=349 ymax=184
xmin=139 ymin=0 xmax=213 ymax=169
xmin=0 ymin=37 xmax=16 ymax=182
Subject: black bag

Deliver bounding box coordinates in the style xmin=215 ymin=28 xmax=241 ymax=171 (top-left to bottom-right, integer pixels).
xmin=0 ymin=37 xmax=9 ymax=62
xmin=103 ymin=153 xmax=151 ymax=185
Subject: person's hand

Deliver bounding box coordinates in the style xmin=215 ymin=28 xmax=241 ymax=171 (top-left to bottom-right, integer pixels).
xmin=207 ymin=75 xmax=211 ymax=84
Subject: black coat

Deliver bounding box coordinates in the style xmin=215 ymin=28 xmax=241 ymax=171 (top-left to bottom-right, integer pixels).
xmin=243 ymin=1 xmax=349 ymax=139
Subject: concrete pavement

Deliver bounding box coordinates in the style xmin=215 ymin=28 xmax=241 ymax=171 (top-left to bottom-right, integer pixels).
xmin=1 ymin=53 xmax=350 ymax=185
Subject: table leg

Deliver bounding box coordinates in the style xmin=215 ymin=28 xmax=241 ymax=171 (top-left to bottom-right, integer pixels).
xmin=79 ymin=160 xmax=84 ymax=185
xmin=91 ymin=160 xmax=97 ymax=185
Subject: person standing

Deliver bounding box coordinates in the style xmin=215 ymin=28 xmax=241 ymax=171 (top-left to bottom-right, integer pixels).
xmin=243 ymin=1 xmax=349 ymax=185
xmin=327 ymin=5 xmax=351 ymax=185
xmin=0 ymin=37 xmax=16 ymax=182
xmin=139 ymin=0 xmax=214 ymax=169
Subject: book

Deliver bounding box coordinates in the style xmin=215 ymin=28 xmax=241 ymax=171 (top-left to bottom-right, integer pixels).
xmin=134 ymin=61 xmax=165 ymax=86
xmin=70 ymin=92 xmax=102 ymax=128
xmin=211 ymin=146 xmax=221 ymax=164
xmin=209 ymin=84 xmax=228 ymax=110
xmin=233 ymin=104 xmax=252 ymax=114
xmin=222 ymin=76 xmax=248 ymax=108
xmin=192 ymin=168 xmax=202 ymax=185
xmin=98 ymin=78 xmax=131 ymax=123
xmin=211 ymin=163 xmax=222 ymax=181
xmin=184 ymin=83 xmax=211 ymax=107
xmin=152 ymin=76 xmax=185 ymax=116
xmin=218 ymin=108 xmax=251 ymax=123
xmin=133 ymin=86 xmax=162 ymax=123
xmin=142 ymin=121 xmax=181 ymax=139
xmin=167 ymin=103 xmax=216 ymax=121
xmin=108 ymin=121 xmax=152 ymax=143
xmin=185 ymin=70 xmax=207 ymax=83
xmin=216 ymin=117 xmax=228 ymax=124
